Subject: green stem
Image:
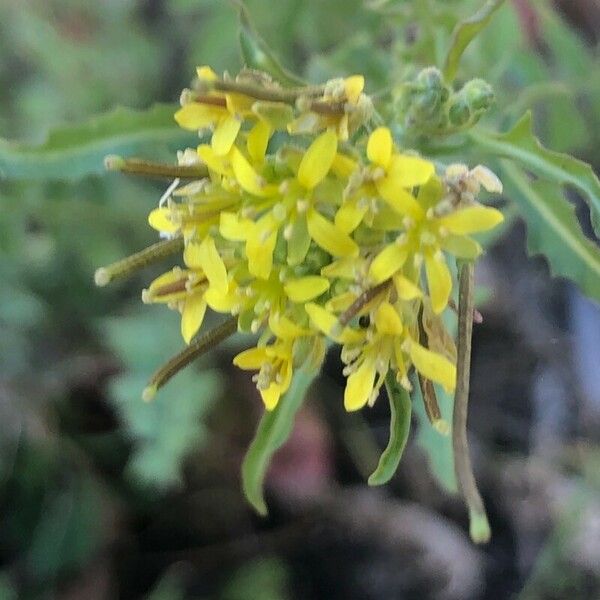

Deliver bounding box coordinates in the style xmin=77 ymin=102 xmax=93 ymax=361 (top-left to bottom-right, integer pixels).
xmin=453 ymin=262 xmax=490 ymax=543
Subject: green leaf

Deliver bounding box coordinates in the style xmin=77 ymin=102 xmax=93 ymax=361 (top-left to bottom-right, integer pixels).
xmin=241 ymin=366 xmax=317 ymax=515
xmin=501 ymin=161 xmax=600 ymax=303
xmin=469 ymin=112 xmax=600 ymax=237
xmin=413 ymin=380 xmax=458 ymax=493
xmin=104 ymin=310 xmax=220 ymax=487
xmin=443 ymin=0 xmax=507 ymax=82
xmin=0 ymin=104 xmax=196 ymax=182
xmin=237 ymin=1 xmax=305 ymax=87
xmin=368 ymin=373 xmax=412 ymax=486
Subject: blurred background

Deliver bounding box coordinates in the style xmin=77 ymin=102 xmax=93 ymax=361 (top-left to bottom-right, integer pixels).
xmin=0 ymin=0 xmax=599 ymax=598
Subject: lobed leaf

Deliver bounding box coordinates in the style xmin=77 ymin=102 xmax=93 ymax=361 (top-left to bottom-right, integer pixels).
xmin=502 ymin=161 xmax=600 ymax=303
xmin=368 ymin=373 xmax=412 ymax=486
xmin=443 ymin=0 xmax=507 ymax=82
xmin=0 ymin=104 xmax=196 ymax=182
xmin=241 ymin=367 xmax=318 ymax=515
xmin=470 ymin=111 xmax=600 ymax=237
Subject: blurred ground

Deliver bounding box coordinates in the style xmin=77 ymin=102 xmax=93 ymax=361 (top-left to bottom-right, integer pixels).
xmin=0 ymin=1 xmax=599 ymax=599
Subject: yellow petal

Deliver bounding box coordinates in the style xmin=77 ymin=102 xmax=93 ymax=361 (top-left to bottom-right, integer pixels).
xmin=145 ymin=269 xmax=190 ymax=303
xmin=307 ymin=209 xmax=359 ymax=257
xmin=260 ymin=384 xmax=282 ymax=411
xmin=247 ymin=221 xmax=277 ymax=280
xmin=437 ymin=206 xmax=504 ymax=234
xmin=335 ymin=199 xmax=368 ymax=234
xmin=212 ymin=115 xmax=241 ymax=156
xmin=321 ymin=257 xmax=358 ymax=279
xmin=425 ymin=253 xmax=452 ymax=314
xmin=297 ymin=129 xmax=338 ymax=189
xmin=205 ymin=283 xmax=238 ymax=312
xmin=233 ymin=346 xmax=269 ymax=370
xmin=181 ymin=294 xmax=207 ymax=344
xmin=197 ymin=144 xmax=232 ymax=177
xmin=367 ymin=127 xmax=393 ymax=168
xmin=386 ymin=154 xmax=435 ymax=188
xmin=148 ymin=207 xmax=179 ymax=233
xmin=269 ymin=313 xmax=309 ymax=339
xmin=374 ymin=301 xmax=403 ymax=335
xmin=393 ymin=274 xmax=423 ymax=300
xmin=305 ymin=303 xmax=363 ymax=344
xmin=325 ymin=291 xmax=356 ymax=312
xmin=231 ymin=147 xmax=276 ymax=197
xmin=376 ymin=178 xmax=424 ymax=218
xmin=284 ymin=276 xmax=330 ymax=303
xmin=331 ymin=153 xmax=358 ymax=178
xmin=344 ymin=75 xmax=364 ymax=103
xmin=196 ymin=65 xmax=218 ymax=81
xmin=220 ymin=212 xmax=252 ymax=241
xmin=368 ymin=243 xmax=408 ymax=284
xmin=192 ymin=236 xmax=228 ymax=294
xmin=247 ymin=120 xmax=271 ymax=163
xmin=286 ymin=214 xmax=311 ymax=266
xmin=409 ymin=341 xmax=456 ymax=392
xmin=440 ymin=234 xmax=482 ymax=259
xmin=175 ymin=103 xmax=221 ymax=130
xmin=344 ymin=356 xmax=376 ymax=411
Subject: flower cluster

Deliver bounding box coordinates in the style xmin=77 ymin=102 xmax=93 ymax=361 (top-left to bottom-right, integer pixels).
xmin=105 ymin=66 xmax=504 ymax=416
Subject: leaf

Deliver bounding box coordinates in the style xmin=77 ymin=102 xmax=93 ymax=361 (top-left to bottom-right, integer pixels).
xmin=241 ymin=366 xmax=317 ymax=515
xmin=104 ymin=310 xmax=221 ymax=487
xmin=368 ymin=373 xmax=412 ymax=486
xmin=469 ymin=112 xmax=600 ymax=237
xmin=501 ymin=161 xmax=600 ymax=303
xmin=0 ymin=104 xmax=196 ymax=182
xmin=443 ymin=0 xmax=507 ymax=82
xmin=236 ymin=1 xmax=305 ymax=87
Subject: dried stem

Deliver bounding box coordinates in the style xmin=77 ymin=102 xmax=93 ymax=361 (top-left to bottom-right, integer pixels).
xmin=453 ymin=261 xmax=490 ymax=543
xmin=338 ymin=281 xmax=391 ymax=328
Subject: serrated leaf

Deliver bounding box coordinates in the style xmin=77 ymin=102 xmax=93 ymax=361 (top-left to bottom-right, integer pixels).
xmin=242 ymin=367 xmax=317 ymax=515
xmin=237 ymin=1 xmax=305 ymax=87
xmin=443 ymin=0 xmax=507 ymax=82
xmin=368 ymin=373 xmax=412 ymax=486
xmin=502 ymin=161 xmax=600 ymax=303
xmin=0 ymin=104 xmax=196 ymax=181
xmin=470 ymin=112 xmax=600 ymax=237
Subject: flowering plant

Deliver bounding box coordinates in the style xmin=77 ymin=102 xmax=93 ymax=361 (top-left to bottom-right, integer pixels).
xmin=3 ymin=0 xmax=594 ymax=544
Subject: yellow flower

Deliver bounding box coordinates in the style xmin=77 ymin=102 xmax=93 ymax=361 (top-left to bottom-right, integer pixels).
xmin=233 ymin=314 xmax=312 ymax=410
xmin=369 ymin=174 xmax=503 ymax=313
xmin=175 ymin=66 xmax=255 ymax=156
xmin=288 ymin=75 xmax=370 ymax=140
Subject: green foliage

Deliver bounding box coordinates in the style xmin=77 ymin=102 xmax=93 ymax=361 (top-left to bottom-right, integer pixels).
xmin=242 ymin=367 xmax=317 ymax=514
xmin=0 ymin=104 xmax=195 ymax=181
xmin=502 ymin=162 xmax=600 ymax=302
xmin=105 ymin=310 xmax=221 ymax=487
xmin=368 ymin=374 xmax=412 ymax=486
xmin=443 ymin=0 xmax=507 ymax=82
xmin=470 ymin=112 xmax=600 ymax=237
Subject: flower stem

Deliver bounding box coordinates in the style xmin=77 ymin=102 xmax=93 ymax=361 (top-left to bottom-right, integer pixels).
xmin=143 ymin=317 xmax=238 ymax=401
xmin=94 ymin=237 xmax=184 ymax=287
xmin=453 ymin=261 xmax=490 ymax=543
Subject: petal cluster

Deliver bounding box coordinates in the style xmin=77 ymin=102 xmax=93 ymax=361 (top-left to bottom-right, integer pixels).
xmin=137 ymin=68 xmax=503 ymax=411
